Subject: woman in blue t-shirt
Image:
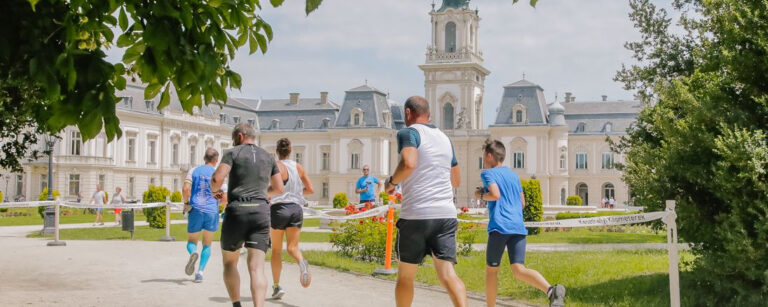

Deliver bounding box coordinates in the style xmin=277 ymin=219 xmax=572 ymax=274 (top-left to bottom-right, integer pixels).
xmin=475 ymin=139 xmax=566 ymax=307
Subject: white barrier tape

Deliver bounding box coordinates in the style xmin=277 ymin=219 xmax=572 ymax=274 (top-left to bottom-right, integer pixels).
xmin=0 ymin=201 xmax=56 ymax=208
xmin=302 ymin=205 xmax=389 ymax=221
xmin=457 ymin=211 xmax=669 ymax=227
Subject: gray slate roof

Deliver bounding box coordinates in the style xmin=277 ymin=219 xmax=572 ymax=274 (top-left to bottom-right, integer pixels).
xmin=389 ymin=100 xmax=406 ymax=130
xmin=231 ymin=97 xmax=339 ymax=131
xmin=335 ymin=85 xmax=394 ymax=129
xmin=563 ymin=101 xmax=642 ymax=135
xmin=493 ymin=79 xmax=548 ymax=126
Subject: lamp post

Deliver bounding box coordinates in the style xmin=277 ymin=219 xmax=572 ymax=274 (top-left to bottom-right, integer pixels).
xmin=40 ymin=134 xmax=56 ymax=236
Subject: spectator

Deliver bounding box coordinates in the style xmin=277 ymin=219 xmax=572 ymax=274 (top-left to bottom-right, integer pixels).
xmin=111 ymin=187 xmax=125 ymax=225
xmin=609 ymin=197 xmax=615 ymax=209
xmin=91 ymin=184 xmax=106 ymax=226
xmin=354 ymin=165 xmax=380 ymax=205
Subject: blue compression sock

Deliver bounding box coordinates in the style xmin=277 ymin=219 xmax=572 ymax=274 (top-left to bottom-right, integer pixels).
xmin=199 ymin=245 xmax=211 ymax=272
xmin=187 ymin=241 xmax=197 ymax=255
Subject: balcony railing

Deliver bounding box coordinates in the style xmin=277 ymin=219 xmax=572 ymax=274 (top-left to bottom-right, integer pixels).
xmin=27 ymin=155 xmax=114 ymax=166
xmin=425 ymin=47 xmax=483 ymax=64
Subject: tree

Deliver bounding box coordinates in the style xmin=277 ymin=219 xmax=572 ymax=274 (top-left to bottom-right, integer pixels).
xmin=521 ymin=179 xmax=543 ymax=235
xmin=142 ymin=185 xmax=170 ymax=228
xmin=0 ymin=0 xmax=323 ymax=172
xmin=613 ymin=0 xmax=768 ymax=303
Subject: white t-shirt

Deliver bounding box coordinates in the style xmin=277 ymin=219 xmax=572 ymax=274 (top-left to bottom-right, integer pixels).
xmin=92 ymin=191 xmax=106 ymax=205
xmin=110 ymin=193 xmax=124 ymax=205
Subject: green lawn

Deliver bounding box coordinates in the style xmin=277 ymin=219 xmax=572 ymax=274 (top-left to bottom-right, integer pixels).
xmin=0 ymin=208 xmax=184 ymax=226
xmin=285 ymin=250 xmax=695 ymax=307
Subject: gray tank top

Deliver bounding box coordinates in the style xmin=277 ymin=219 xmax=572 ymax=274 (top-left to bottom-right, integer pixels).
xmin=271 ymin=160 xmax=305 ymax=205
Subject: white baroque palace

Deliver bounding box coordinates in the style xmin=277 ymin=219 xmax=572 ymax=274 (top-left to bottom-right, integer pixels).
xmin=2 ymin=0 xmax=639 ymax=207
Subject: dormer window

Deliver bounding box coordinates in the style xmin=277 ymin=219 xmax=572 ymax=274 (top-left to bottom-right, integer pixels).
xmin=297 ymin=119 xmax=305 ymax=129
xmin=350 ymin=108 xmax=364 ymax=127
xmin=576 ymin=122 xmax=586 ymax=133
xmin=271 ymin=119 xmax=280 ymax=130
xmin=321 ymin=118 xmax=331 ymax=129
xmin=247 ymin=119 xmax=256 ymax=127
xmin=382 ymin=111 xmax=391 ymax=128
xmin=512 ymin=104 xmax=527 ymax=124
xmin=233 ymin=116 xmax=240 ymax=124
xmin=604 ymin=122 xmax=613 ymax=133
xmin=122 ymin=97 xmax=133 ymax=108
xmin=219 ymin=114 xmax=227 ymax=124
xmin=145 ymin=100 xmax=153 ymax=111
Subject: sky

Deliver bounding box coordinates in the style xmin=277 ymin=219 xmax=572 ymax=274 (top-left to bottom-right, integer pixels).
xmin=110 ymin=0 xmax=644 ymax=127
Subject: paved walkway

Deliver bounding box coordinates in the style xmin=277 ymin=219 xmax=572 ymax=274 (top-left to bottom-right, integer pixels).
xmin=0 ymin=236 xmax=532 ymax=307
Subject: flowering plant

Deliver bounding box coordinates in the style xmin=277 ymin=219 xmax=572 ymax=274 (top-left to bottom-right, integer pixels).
xmin=460 ymin=206 xmax=469 ymax=213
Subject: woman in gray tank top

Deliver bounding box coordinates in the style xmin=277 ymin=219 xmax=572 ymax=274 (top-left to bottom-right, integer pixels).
xmin=269 ymin=138 xmax=314 ymax=299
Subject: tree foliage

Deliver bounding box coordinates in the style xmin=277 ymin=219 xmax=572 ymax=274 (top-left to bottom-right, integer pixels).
xmin=0 ymin=0 xmax=323 ymax=172
xmin=614 ymin=0 xmax=768 ymax=303
xmin=565 ymin=195 xmax=582 ymax=206
xmin=142 ymin=185 xmax=170 ymax=228
xmin=332 ymin=192 xmax=348 ymax=209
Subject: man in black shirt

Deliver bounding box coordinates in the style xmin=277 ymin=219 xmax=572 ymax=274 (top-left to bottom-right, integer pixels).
xmin=212 ymin=123 xmax=284 ymax=307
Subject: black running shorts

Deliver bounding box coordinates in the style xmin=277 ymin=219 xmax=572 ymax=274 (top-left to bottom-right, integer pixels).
xmin=396 ymin=218 xmax=458 ymax=264
xmin=220 ymin=202 xmax=271 ymax=252
xmin=485 ymin=231 xmax=526 ymax=267
xmin=270 ymin=203 xmax=304 ymax=230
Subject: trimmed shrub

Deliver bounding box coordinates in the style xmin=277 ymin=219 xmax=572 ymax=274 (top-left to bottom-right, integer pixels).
xmin=379 ymin=191 xmax=389 ymax=205
xmin=37 ymin=188 xmax=61 ymax=218
xmin=566 ymin=195 xmax=582 ymax=206
xmin=170 ymin=191 xmax=182 ymax=203
xmin=521 ymin=179 xmax=543 ymax=235
xmin=142 ymin=185 xmax=170 ymax=229
xmin=0 ymin=190 xmax=3 ymax=202
xmin=332 ymin=192 xmax=348 ymax=209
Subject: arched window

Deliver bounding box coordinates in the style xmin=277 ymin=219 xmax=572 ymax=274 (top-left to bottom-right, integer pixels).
xmin=445 ymin=22 xmax=456 ymax=52
xmin=354 ymin=114 xmax=360 ymax=126
xmin=602 ymin=183 xmax=615 ymax=199
xmin=443 ymin=103 xmax=454 ymax=130
xmin=516 ymin=110 xmax=523 ymax=123
xmin=348 ymin=139 xmax=363 ymax=170
xmin=351 ymin=108 xmax=364 ymax=127
xmin=576 ymin=183 xmax=589 ymax=206
xmin=512 ymin=104 xmax=526 ymax=124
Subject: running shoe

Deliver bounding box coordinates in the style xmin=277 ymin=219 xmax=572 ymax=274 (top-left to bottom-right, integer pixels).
xmin=185 ymin=253 xmax=199 ymax=276
xmin=548 ymin=284 xmax=566 ymax=307
xmin=298 ymin=259 xmax=312 ymax=288
xmin=271 ymin=285 xmax=285 ymax=300
xmin=194 ymin=272 xmax=203 ymax=283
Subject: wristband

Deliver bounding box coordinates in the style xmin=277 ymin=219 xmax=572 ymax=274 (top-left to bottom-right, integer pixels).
xmin=388 ymin=176 xmax=398 ymax=186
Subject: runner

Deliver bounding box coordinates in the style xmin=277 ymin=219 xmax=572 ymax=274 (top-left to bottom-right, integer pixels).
xmin=211 ymin=123 xmax=284 ymax=307
xmin=269 ymin=138 xmax=314 ymax=299
xmin=475 ymin=139 xmax=566 ymax=307
xmin=384 ymin=96 xmax=466 ymax=307
xmin=182 ymin=148 xmax=220 ymax=283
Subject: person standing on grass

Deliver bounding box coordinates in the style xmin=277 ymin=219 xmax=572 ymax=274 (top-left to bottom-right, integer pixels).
xmin=269 ymin=138 xmax=314 ymax=299
xmin=91 ymin=184 xmax=106 ymax=226
xmin=182 ymin=148 xmax=220 ymax=283
xmin=111 ymin=187 xmax=125 ymax=226
xmin=212 ymin=123 xmax=284 ymax=307
xmin=475 ymin=139 xmax=566 ymax=307
xmin=384 ymin=96 xmax=467 ymax=307
xmin=355 ymin=165 xmax=380 ymax=205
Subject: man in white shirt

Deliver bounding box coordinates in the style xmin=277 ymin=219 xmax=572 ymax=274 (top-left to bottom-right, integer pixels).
xmin=91 ymin=184 xmax=106 ymax=226
xmin=385 ymin=96 xmax=465 ymax=307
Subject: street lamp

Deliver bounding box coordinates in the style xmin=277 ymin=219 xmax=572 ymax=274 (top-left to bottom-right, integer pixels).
xmin=40 ymin=134 xmax=56 ymax=236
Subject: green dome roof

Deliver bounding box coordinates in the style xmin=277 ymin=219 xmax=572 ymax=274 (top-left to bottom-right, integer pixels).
xmin=438 ymin=0 xmax=470 ymax=11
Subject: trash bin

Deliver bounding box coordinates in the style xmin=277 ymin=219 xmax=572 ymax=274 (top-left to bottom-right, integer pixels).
xmin=121 ymin=209 xmax=134 ymax=232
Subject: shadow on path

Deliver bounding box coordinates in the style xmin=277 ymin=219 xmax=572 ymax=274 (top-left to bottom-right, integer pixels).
xmin=210 ymin=296 xmax=301 ymax=307
xmin=141 ymin=278 xmax=192 ymax=286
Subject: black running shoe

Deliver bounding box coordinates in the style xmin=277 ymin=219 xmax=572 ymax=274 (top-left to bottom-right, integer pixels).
xmin=271 ymin=285 xmax=285 ymax=300
xmin=548 ymin=284 xmax=566 ymax=307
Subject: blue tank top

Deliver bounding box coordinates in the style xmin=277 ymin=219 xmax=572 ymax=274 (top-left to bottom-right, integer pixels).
xmin=188 ymin=165 xmax=218 ymax=214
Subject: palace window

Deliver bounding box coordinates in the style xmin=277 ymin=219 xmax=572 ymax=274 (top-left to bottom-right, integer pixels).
xmin=171 ymin=143 xmax=179 ymax=165
xmin=68 ymin=174 xmax=80 ymax=196
xmin=575 ymin=153 xmax=588 ymax=169
xmin=513 ymin=152 xmax=525 ymax=169
xmin=16 ymin=175 xmax=23 ymax=196
xmin=70 ymin=131 xmax=82 ymax=155
xmin=322 ymin=152 xmax=330 ymax=170
xmin=576 ymin=122 xmax=586 ymax=133
xmin=445 ymin=22 xmax=457 ymax=52
xmin=127 ymin=137 xmax=136 ymax=162
xmin=128 ymin=177 xmax=135 ymax=197
xmin=322 ymin=182 xmax=329 ymax=199
xmin=190 ymin=145 xmax=196 ymax=164
xmin=601 ymin=152 xmax=614 ymax=169
xmin=148 ymin=140 xmax=156 ymax=163
xmin=442 ymin=103 xmax=454 ymax=130
xmin=603 ymin=183 xmax=615 ymax=199
xmin=40 ymin=174 xmax=48 ymax=192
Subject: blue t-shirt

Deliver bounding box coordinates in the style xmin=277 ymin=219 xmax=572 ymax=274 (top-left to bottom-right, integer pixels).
xmin=186 ymin=165 xmax=218 ymax=214
xmin=481 ymin=166 xmax=528 ymax=235
xmin=356 ymin=175 xmax=379 ymax=201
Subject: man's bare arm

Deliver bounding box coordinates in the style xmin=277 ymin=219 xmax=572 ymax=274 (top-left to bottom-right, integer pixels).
xmin=211 ymin=163 xmax=231 ymax=192
xmin=386 ymin=147 xmax=418 ymax=193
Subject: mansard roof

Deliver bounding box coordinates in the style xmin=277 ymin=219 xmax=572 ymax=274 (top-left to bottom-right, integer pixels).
xmin=493 ymin=79 xmax=547 ymax=126
xmin=335 ymin=84 xmax=395 ymax=129
xmin=563 ymin=100 xmax=642 ymax=135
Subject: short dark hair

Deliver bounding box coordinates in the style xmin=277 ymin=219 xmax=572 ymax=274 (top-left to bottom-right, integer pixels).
xmin=404 ymin=96 xmax=430 ymax=118
xmin=203 ymin=148 xmax=219 ymax=163
xmin=231 ymin=122 xmax=257 ymax=142
xmin=483 ymin=139 xmax=506 ymax=163
xmin=276 ymin=138 xmax=291 ymax=159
